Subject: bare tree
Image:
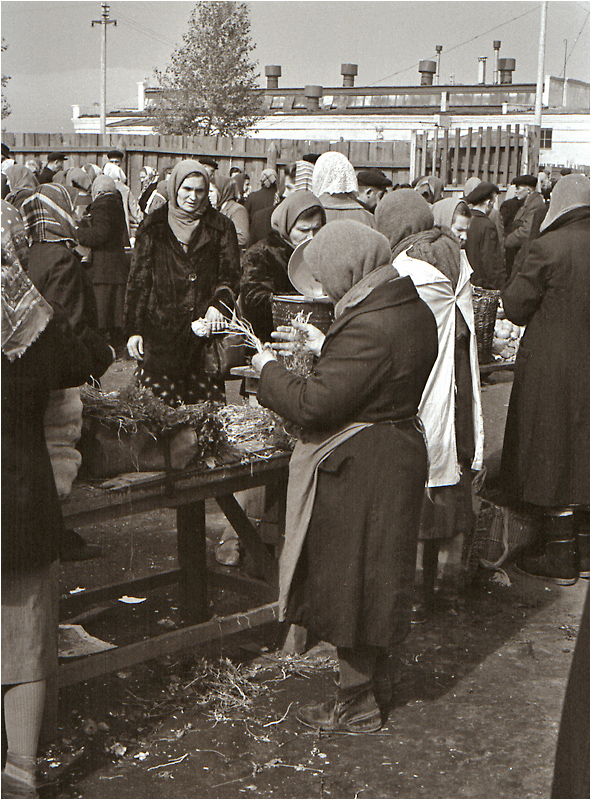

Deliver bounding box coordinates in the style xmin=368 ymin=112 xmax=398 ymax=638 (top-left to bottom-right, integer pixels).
xmin=2 ymin=39 xmax=11 ymax=120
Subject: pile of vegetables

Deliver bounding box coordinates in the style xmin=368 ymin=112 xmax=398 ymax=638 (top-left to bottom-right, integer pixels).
xmin=492 ymin=304 xmax=524 ymax=360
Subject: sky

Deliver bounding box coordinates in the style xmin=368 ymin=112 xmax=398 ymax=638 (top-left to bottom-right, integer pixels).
xmin=2 ymin=0 xmax=590 ymax=133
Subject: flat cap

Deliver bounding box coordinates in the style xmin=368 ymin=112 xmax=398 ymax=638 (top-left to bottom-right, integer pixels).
xmin=357 ymin=169 xmax=393 ymax=189
xmin=48 ymin=151 xmax=67 ymax=162
xmin=1 ymin=143 xmax=11 ymax=158
xmin=107 ymin=149 xmax=124 ymax=159
xmin=302 ymin=153 xmax=321 ymax=164
xmin=511 ymin=174 xmax=537 ymax=188
xmin=197 ymin=155 xmax=219 ymax=169
xmin=464 ymin=181 xmax=499 ymax=205
xmin=559 ymin=167 xmax=572 ymax=176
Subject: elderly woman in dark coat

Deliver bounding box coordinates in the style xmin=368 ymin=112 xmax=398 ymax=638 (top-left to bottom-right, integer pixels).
xmin=240 ymin=190 xmax=326 ymax=341
xmin=2 ymin=202 xmax=95 ymax=796
xmin=124 ymin=160 xmax=240 ymax=406
xmin=501 ymin=174 xmax=590 ymax=584
xmin=76 ymin=175 xmax=130 ymax=346
xmin=251 ymin=221 xmax=438 ymax=733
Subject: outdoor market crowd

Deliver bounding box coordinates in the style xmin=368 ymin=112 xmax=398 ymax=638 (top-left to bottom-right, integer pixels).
xmin=1 ymin=139 xmax=589 ymax=798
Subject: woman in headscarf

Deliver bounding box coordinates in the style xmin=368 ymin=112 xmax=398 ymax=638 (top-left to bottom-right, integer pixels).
xmin=124 ymin=160 xmax=240 ymax=406
xmin=500 ymin=174 xmax=590 ymax=584
xmin=216 ymin=176 xmax=249 ymax=249
xmin=240 ymin=190 xmax=326 ymax=341
xmin=138 ymin=165 xmax=158 ymax=213
xmin=76 ymin=175 xmax=130 ymax=347
xmin=414 ymin=175 xmax=445 ymax=205
xmin=2 ymin=202 xmax=94 ymax=797
xmin=144 ymin=165 xmax=174 ymax=215
xmin=375 ymin=190 xmax=484 ymax=615
xmin=432 ymin=197 xmax=473 ymax=244
xmin=250 ymin=221 xmax=437 ymax=732
xmin=64 ymin=167 xmax=93 ymax=220
xmin=311 ymin=151 xmax=375 ymax=227
xmin=248 ymin=163 xmax=299 ymax=247
xmin=244 ymin=168 xmax=278 ymax=224
xmin=4 ymin=165 xmax=38 ymax=211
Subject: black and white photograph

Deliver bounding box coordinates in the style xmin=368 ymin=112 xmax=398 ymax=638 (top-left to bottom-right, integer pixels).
xmin=1 ymin=1 xmax=589 ymax=797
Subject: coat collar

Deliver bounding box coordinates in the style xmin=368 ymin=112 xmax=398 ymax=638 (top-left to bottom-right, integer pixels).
xmin=325 ymin=276 xmax=420 ymax=340
xmin=539 ymin=205 xmax=589 ymax=235
xmin=144 ymin=202 xmax=227 ymax=235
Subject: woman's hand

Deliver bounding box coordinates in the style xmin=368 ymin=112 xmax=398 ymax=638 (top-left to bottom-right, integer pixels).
xmin=251 ymin=348 xmax=277 ymax=374
xmin=205 ymin=306 xmax=226 ymax=334
xmin=271 ymin=321 xmax=325 ymax=358
xmin=127 ymin=335 xmax=144 ymax=360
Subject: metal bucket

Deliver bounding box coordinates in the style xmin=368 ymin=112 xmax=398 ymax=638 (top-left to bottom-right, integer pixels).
xmin=271 ymin=295 xmax=334 ymax=376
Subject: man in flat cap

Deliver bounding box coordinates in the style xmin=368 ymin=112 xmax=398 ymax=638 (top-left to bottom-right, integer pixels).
xmin=196 ymin=155 xmax=219 ymax=182
xmin=38 ymin=151 xmax=68 ymax=184
xmin=1 ymin=143 xmax=15 ymax=172
xmin=464 ymin=181 xmax=505 ymax=290
xmin=357 ymin=169 xmax=393 ymax=213
xmin=106 ymin=148 xmax=124 ymax=165
xmin=504 ymin=174 xmax=546 ymax=278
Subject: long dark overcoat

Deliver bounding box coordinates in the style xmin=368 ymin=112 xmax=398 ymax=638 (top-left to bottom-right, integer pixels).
xmin=2 ymin=308 xmax=93 ymax=572
xmin=240 ymin=229 xmax=295 ymax=341
xmin=77 ymin=191 xmax=130 ymax=285
xmin=464 ymin=208 xmax=505 ymax=290
xmin=124 ymin=202 xmax=240 ymax=378
xmin=500 ymin=207 xmax=590 ymax=508
xmin=258 ymin=277 xmax=438 ymax=649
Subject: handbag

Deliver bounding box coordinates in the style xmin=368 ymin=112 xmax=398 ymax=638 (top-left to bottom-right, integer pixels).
xmin=202 ymin=333 xmax=248 ymax=380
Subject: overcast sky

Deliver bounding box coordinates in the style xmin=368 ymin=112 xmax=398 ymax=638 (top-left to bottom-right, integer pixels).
xmin=2 ymin=0 xmax=590 ymax=133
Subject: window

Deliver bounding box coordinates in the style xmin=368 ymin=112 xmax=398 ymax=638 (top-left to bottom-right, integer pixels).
xmin=540 ymin=129 xmax=553 ymax=149
xmin=269 ymin=95 xmax=286 ymax=110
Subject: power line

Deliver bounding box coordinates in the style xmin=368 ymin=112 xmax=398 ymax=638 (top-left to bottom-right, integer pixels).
xmin=566 ymin=11 xmax=590 ymax=63
xmin=116 ymin=11 xmax=178 ymax=49
xmin=368 ymin=4 xmax=541 ymax=86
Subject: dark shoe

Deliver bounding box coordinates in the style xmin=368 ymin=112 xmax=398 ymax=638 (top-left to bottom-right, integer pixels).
xmin=1 ymin=773 xmax=39 ymax=798
xmin=296 ymin=684 xmax=382 ymax=734
xmin=514 ymin=539 xmax=579 ymax=585
xmin=577 ymin=533 xmax=590 ymax=579
xmin=60 ymin=529 xmax=102 ymax=562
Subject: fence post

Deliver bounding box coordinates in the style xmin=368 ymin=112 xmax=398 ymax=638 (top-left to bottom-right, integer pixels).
xmin=409 ymin=131 xmax=418 ymax=183
xmin=266 ymin=142 xmax=278 ymax=170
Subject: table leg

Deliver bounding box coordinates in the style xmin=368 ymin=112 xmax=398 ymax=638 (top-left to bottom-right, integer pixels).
xmin=176 ymin=501 xmax=208 ymax=623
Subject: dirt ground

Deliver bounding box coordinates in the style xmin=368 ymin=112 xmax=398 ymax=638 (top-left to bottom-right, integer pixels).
xmin=41 ymin=362 xmax=588 ymax=799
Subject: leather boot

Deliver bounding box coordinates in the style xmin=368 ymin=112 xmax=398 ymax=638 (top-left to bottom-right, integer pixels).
xmin=514 ymin=513 xmax=579 ymax=585
xmin=574 ymin=508 xmax=590 ymax=579
xmin=296 ymin=683 xmax=382 ymax=734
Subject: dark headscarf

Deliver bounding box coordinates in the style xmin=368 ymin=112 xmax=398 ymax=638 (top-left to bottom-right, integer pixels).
xmin=302 ymin=220 xmax=393 ymax=314
xmin=217 ymin=175 xmax=240 ymax=207
xmin=270 ymin=190 xmax=325 ymax=244
xmin=167 ymin=160 xmax=210 ymax=246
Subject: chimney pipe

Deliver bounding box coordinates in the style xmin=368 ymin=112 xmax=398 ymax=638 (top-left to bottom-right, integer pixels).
xmin=498 ymin=57 xmax=516 ymax=85
xmin=137 ymin=81 xmax=146 ymax=112
xmin=435 ymin=45 xmax=443 ymax=84
xmin=478 ymin=57 xmax=487 ymax=85
xmin=265 ymin=65 xmax=282 ymax=89
xmin=418 ymin=60 xmax=437 ymax=86
xmin=304 ymin=85 xmax=323 ymax=111
xmin=493 ymin=40 xmax=501 ymax=84
xmin=341 ymin=63 xmax=358 ymax=88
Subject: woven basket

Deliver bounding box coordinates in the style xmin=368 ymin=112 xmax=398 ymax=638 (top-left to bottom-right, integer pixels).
xmin=472 ymin=286 xmax=501 ymax=365
xmin=462 ymin=500 xmax=537 ymax=576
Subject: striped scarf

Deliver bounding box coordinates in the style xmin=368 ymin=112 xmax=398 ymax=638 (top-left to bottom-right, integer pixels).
xmin=22 ymin=183 xmax=78 ymax=247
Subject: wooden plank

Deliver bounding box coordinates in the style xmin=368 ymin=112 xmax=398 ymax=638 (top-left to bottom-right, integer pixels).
xmin=176 ymin=501 xmax=208 ymax=623
xmin=420 ymin=130 xmax=428 ymax=176
xmin=452 ymin=128 xmax=461 ymax=186
xmin=431 ymin=127 xmax=438 ymax=177
xmin=441 ymin=128 xmax=449 ymax=185
xmin=57 ymin=602 xmax=280 ymax=686
xmin=499 ymin=125 xmax=511 ymax=186
xmin=463 ymin=127 xmax=473 ymax=184
xmin=215 ymin=494 xmax=277 ymax=583
xmin=509 ymin=123 xmax=520 ymax=181
xmin=483 ymin=127 xmax=492 ymax=181
xmin=473 ymin=127 xmax=483 ymax=180
xmin=491 ymin=126 xmax=502 ymax=184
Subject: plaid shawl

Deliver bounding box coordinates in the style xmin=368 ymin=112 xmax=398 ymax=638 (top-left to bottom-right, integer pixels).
xmin=1 ymin=200 xmax=53 ymax=362
xmin=21 ymin=183 xmax=78 ymax=246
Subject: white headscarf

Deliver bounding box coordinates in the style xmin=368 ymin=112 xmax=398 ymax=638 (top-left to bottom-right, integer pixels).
xmin=312 ymin=152 xmax=359 ymax=197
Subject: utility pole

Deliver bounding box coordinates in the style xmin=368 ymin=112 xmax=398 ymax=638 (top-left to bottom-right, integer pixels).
xmin=92 ymin=3 xmax=117 ymax=136
xmin=529 ymin=0 xmax=548 ymax=175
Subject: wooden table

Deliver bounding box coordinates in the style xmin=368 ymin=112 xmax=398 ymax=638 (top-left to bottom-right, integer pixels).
xmin=58 ymin=452 xmax=290 ymax=686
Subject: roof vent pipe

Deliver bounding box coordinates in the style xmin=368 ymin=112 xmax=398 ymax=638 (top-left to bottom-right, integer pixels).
xmin=478 ymin=57 xmax=487 ymax=85
xmin=493 ymin=40 xmax=501 ymax=84
xmin=304 ymin=85 xmax=323 ymax=111
xmin=341 ymin=63 xmax=358 ymax=88
xmin=418 ymin=60 xmax=437 ymax=86
xmin=265 ymin=65 xmax=282 ymax=89
xmin=498 ymin=58 xmax=516 ymax=85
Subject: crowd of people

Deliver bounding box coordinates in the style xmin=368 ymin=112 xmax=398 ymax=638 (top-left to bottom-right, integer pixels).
xmin=1 ymin=139 xmax=589 ymax=796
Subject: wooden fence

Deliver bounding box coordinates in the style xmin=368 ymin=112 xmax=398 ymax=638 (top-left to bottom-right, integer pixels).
xmin=410 ymin=124 xmax=534 ymax=187
xmin=3 ymin=132 xmax=412 ymax=197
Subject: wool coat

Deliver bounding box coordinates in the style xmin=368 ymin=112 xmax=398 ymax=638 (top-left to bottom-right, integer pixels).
xmin=124 ymin=202 xmax=240 ymax=378
xmin=500 ymin=207 xmax=590 ymax=508
xmin=27 ymin=241 xmax=113 ymax=378
xmin=258 ymin=278 xmax=438 ymax=648
xmin=244 ymin=186 xmax=277 ymax=222
xmin=77 ymin=191 xmax=130 ymax=284
xmin=2 ymin=307 xmax=94 ymax=572
xmin=240 ymin=229 xmax=295 ymax=341
xmin=464 ymin=208 xmax=505 ymax=290
xmin=504 ymin=191 xmax=547 ymax=252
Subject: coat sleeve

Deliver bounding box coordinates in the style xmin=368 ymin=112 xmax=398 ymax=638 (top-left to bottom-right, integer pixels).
xmin=76 ymin=199 xmax=113 ymax=249
xmin=502 ymin=238 xmax=550 ymax=326
xmin=240 ymin=246 xmax=277 ymax=341
xmin=123 ymin=222 xmax=153 ymax=337
xmin=257 ymin=315 xmax=392 ymax=430
xmin=505 ymin=197 xmax=545 ymax=251
xmin=228 ymin=204 xmax=249 ymax=248
xmin=482 ymin=224 xmax=505 ymax=290
xmin=210 ymin=220 xmax=240 ymax=316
